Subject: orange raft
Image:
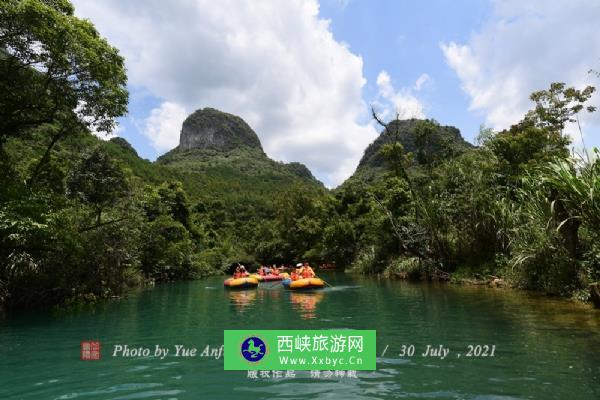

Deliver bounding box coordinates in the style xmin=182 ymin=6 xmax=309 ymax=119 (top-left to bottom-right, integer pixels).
xmin=224 ymin=277 xmax=259 ymax=289
xmin=282 ymin=277 xmax=325 ymax=290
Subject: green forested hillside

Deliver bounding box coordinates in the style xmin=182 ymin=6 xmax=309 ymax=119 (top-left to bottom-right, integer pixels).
xmin=155 ymin=107 xmax=326 ymax=262
xmin=349 ymin=118 xmax=472 ymax=183
xmin=156 ymin=106 xmax=324 ymax=227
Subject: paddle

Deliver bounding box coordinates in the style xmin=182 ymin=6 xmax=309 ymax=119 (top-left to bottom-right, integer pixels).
xmin=319 ymin=277 xmax=334 ymax=288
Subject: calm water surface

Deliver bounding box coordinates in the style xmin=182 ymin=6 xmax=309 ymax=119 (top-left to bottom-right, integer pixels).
xmin=0 ymin=272 xmax=599 ymax=399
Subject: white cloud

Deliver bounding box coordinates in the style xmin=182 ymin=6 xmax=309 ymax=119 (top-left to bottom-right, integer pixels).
xmin=414 ymin=73 xmax=431 ymax=91
xmin=90 ymin=121 xmax=122 ymax=141
xmin=441 ymin=0 xmax=600 ymax=143
xmin=71 ymin=0 xmax=378 ymax=186
xmin=375 ymin=70 xmax=426 ymax=120
xmin=143 ymin=102 xmax=188 ymax=152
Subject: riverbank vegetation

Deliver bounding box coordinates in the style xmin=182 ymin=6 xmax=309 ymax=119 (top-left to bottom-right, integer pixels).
xmin=298 ymin=83 xmax=600 ymax=303
xmin=0 ymin=1 xmax=217 ymax=309
xmin=1 ymin=1 xmax=599 ymax=310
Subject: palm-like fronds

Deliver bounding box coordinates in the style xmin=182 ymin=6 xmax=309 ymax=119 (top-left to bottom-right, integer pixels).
xmin=536 ymin=152 xmax=600 ymax=231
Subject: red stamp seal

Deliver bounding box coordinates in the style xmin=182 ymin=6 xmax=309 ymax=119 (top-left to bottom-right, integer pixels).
xmin=81 ymin=341 xmax=101 ymax=360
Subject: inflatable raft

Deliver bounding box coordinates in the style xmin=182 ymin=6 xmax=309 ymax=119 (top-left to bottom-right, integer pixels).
xmin=249 ymin=273 xmax=289 ymax=282
xmin=282 ymin=277 xmax=325 ymax=290
xmin=224 ymin=277 xmax=259 ymax=289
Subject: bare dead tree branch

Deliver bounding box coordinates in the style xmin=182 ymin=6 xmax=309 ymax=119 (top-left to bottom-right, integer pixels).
xmin=371 ymin=106 xmax=388 ymax=129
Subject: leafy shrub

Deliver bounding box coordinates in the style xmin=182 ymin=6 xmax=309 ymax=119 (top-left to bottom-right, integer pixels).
xmin=385 ymin=257 xmax=422 ymax=280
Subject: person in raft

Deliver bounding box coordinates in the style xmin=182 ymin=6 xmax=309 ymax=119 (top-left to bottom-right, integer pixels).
xmin=258 ymin=265 xmax=265 ymax=276
xmin=233 ymin=264 xmax=249 ymax=279
xmin=291 ymin=263 xmax=303 ymax=280
xmin=301 ymin=262 xmax=315 ymax=278
xmin=271 ymin=265 xmax=280 ymax=276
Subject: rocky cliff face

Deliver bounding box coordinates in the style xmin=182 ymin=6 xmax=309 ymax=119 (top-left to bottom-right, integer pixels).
xmin=178 ymin=108 xmax=264 ymax=153
xmin=158 ymin=107 xmax=324 ymax=190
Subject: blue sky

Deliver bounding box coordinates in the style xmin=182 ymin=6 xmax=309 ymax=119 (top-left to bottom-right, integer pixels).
xmin=74 ymin=0 xmax=600 ymax=187
xmin=319 ymin=0 xmax=492 ymax=141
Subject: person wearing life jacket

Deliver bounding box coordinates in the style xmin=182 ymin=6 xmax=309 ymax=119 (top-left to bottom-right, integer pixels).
xmin=291 ymin=262 xmax=303 ymax=280
xmin=258 ymin=265 xmax=265 ymax=276
xmin=302 ymin=262 xmax=315 ymax=278
xmin=238 ymin=264 xmax=248 ymax=277
xmin=233 ymin=265 xmax=242 ymax=279
xmin=271 ymin=265 xmax=280 ymax=276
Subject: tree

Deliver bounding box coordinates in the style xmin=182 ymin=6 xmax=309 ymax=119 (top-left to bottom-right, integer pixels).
xmin=0 ymin=0 xmax=128 ymax=149
xmin=141 ymin=215 xmax=195 ymax=281
xmin=322 ymin=217 xmax=356 ymax=268
xmin=525 ymin=82 xmax=595 ymax=135
xmin=414 ymin=119 xmax=455 ymax=169
xmin=488 ymin=121 xmax=570 ymax=183
xmin=271 ymin=184 xmax=330 ymax=262
xmin=370 ymin=107 xmax=414 ymax=188
xmin=66 ymin=147 xmax=129 ymax=225
xmin=156 ymin=181 xmax=191 ymax=229
xmin=485 ymin=83 xmax=596 ymax=185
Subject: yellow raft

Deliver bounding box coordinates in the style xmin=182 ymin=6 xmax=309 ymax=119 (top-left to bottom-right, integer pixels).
xmin=224 ymin=277 xmax=259 ymax=289
xmin=283 ymin=277 xmax=325 ymax=290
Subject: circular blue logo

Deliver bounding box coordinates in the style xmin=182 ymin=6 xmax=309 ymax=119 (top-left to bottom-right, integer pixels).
xmin=241 ymin=336 xmax=266 ymax=362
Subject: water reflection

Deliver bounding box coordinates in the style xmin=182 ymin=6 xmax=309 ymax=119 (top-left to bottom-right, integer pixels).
xmin=289 ymin=292 xmax=324 ymax=320
xmin=228 ymin=290 xmax=257 ymax=312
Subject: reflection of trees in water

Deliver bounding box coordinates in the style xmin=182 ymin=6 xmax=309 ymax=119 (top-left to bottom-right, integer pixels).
xmin=290 ymin=292 xmax=324 ymax=320
xmin=228 ymin=290 xmax=257 ymax=312
xmin=383 ymin=278 xmax=600 ymax=392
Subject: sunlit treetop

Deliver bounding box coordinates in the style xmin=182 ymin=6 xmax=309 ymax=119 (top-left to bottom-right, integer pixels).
xmin=0 ymin=0 xmax=128 ymax=143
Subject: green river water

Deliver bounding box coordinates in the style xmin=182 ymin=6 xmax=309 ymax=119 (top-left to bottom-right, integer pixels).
xmin=0 ymin=272 xmax=599 ymax=399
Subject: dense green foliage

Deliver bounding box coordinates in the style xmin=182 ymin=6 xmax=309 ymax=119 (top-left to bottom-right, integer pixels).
xmin=0 ymin=1 xmax=205 ymax=309
xmin=0 ymin=132 xmax=213 ymax=308
xmin=0 ymin=0 xmax=128 ymax=145
xmin=308 ymin=83 xmax=599 ymax=303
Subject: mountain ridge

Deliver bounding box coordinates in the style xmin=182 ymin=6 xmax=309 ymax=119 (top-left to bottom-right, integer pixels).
xmin=118 ymin=109 xmax=473 ymax=190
